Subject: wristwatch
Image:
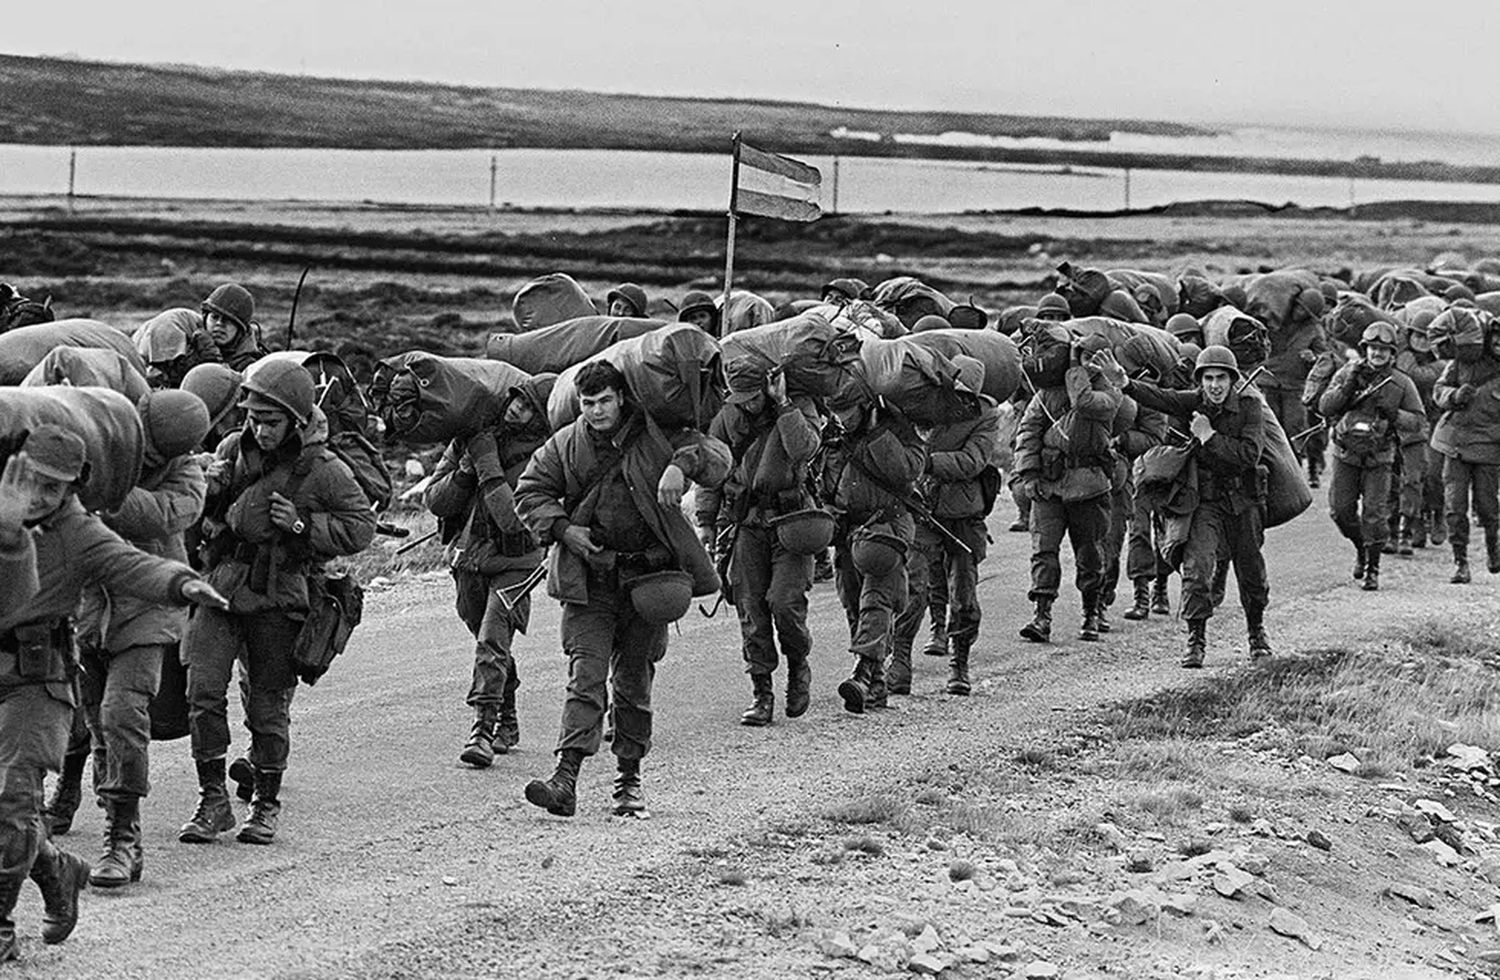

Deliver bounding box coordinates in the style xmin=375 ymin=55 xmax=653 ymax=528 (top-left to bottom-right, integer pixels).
xmin=291 ymin=519 xmax=306 ymax=536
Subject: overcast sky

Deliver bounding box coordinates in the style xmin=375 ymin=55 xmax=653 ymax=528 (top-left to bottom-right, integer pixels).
xmin=9 ymin=0 xmax=1497 ymax=135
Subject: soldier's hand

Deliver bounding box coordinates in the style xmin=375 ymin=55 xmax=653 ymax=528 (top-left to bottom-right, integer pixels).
xmin=0 ymin=453 xmax=33 ymax=546
xmin=1456 ymin=383 xmax=1478 ymax=407
xmin=559 ymin=524 xmax=601 ymax=558
xmin=1088 ymin=349 xmax=1128 ymax=388
xmin=181 ymin=579 xmax=230 ymax=611
xmin=698 ymin=525 xmax=716 ymax=554
xmin=766 ymin=370 xmax=789 ymax=407
xmin=657 ymin=463 xmax=687 ymax=509
xmin=267 ymin=492 xmax=301 ymax=532
xmin=1190 ymin=412 xmax=1216 ymax=443
xmin=1300 ymin=349 xmax=1318 ymax=364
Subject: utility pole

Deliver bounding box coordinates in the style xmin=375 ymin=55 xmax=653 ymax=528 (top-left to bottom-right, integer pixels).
xmin=67 ymin=148 xmax=77 ymax=215
xmin=1123 ymin=167 xmax=1131 ymax=211
xmin=488 ymin=154 xmax=498 ymax=214
xmin=832 ymin=156 xmax=840 ymax=214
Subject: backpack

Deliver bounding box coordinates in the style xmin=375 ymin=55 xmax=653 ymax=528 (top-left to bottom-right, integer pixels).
xmin=977 ymin=464 xmax=1002 ymax=515
xmin=0 ymin=283 xmax=54 ymax=332
xmin=325 ymin=428 xmax=394 ymax=512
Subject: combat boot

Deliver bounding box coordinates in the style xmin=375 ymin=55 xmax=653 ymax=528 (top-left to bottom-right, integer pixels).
xmin=740 ymin=673 xmax=774 ymax=726
xmin=236 ymin=771 xmax=282 ymax=845
xmin=1246 ymin=608 xmax=1272 ymax=659
xmin=0 ymin=873 xmax=20 ymax=962
xmin=784 ymin=655 xmax=811 ymax=718
xmin=1381 ymin=535 xmax=1398 ymax=556
xmin=1361 ymin=546 xmax=1381 ymax=591
xmin=1410 ymin=515 xmax=1428 ymax=549
xmin=887 ymin=639 xmax=913 ymax=695
xmin=460 ymin=706 xmax=498 ymax=768
xmin=525 ymin=749 xmax=583 ymax=817
xmin=179 ymin=759 xmax=236 ymax=843
xmin=228 ymin=757 xmax=255 ymax=803
xmin=946 ymin=638 xmax=972 ymax=696
xmin=42 ymin=745 xmax=87 ymax=837
xmin=837 ymin=658 xmax=872 ymax=714
xmin=1486 ymin=527 xmax=1500 ymax=574
xmin=1095 ymin=597 xmax=1112 ymax=633
xmin=492 ymin=692 xmax=520 ymax=755
xmin=1182 ymin=619 xmax=1207 ymax=668
xmin=1123 ymin=579 xmax=1151 ymax=621
xmin=1397 ymin=519 xmax=1414 ymax=556
xmin=1306 ymin=457 xmax=1321 ymax=489
xmin=612 ymin=756 xmax=647 ymax=817
xmin=865 ymin=657 xmax=889 ymax=710
xmin=813 ymin=551 xmax=834 ymax=583
xmin=1151 ymin=576 xmax=1171 ymax=616
xmin=1078 ymin=597 xmax=1102 ymax=642
xmin=1019 ymin=598 xmax=1053 ymax=643
xmin=90 ymin=798 xmax=142 ymax=889
xmin=920 ymin=619 xmax=948 ymax=658
xmin=1429 ymin=512 xmax=1447 ymax=545
xmin=1452 ymin=542 xmax=1472 ymax=585
xmin=1350 ymin=542 xmax=1367 ymax=580
xmin=30 ymin=840 xmax=88 ymax=945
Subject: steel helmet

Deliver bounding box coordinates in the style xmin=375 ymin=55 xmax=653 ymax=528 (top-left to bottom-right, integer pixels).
xmin=202 ymin=283 xmax=255 ymax=334
xmin=850 ymin=526 xmax=907 ymax=578
xmin=181 ymin=363 xmax=243 ymax=431
xmin=770 ymin=509 xmax=836 ymax=556
xmin=1166 ymin=312 xmax=1203 ymax=339
xmin=1193 ymin=344 xmax=1241 ymax=381
xmin=1359 ymin=322 xmax=1398 ymax=352
xmin=137 ymin=390 xmax=211 ymax=461
xmin=240 ymin=357 xmax=315 ymax=425
xmin=627 ymin=570 xmax=695 ymax=625
xmin=1035 ymin=293 xmax=1072 ymax=321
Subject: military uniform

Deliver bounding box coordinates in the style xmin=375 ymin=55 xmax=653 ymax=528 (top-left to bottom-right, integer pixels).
xmin=424 ymin=375 xmax=555 ymax=767
xmin=1396 ymin=347 xmax=1448 ymax=548
xmin=1431 ymin=349 xmax=1500 ymax=581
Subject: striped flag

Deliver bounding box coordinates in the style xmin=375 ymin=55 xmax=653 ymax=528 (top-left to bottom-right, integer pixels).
xmin=734 ymin=141 xmax=821 ymax=222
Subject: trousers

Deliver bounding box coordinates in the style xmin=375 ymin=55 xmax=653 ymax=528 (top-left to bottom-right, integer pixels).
xmin=78 ymin=643 xmax=163 ymax=801
xmin=1181 ymin=498 xmax=1269 ymax=622
xmin=556 ymin=583 xmax=666 ymax=761
xmin=453 ymin=570 xmax=530 ymax=708
xmin=184 ymin=608 xmax=300 ymax=773
xmin=1328 ymin=457 xmax=1393 ymax=547
xmin=1028 ymin=495 xmax=1109 ymax=603
xmin=1099 ymin=481 xmax=1130 ymax=604
xmin=729 ymin=524 xmax=813 ymax=676
xmin=894 ymin=519 xmax=984 ymax=648
xmin=834 ymin=515 xmax=913 ymax=665
xmin=1262 ymin=389 xmax=1308 ymax=461
xmin=1126 ymin=480 xmax=1168 ymax=583
xmin=1443 ymin=455 xmax=1500 ymax=547
xmin=0 ymin=683 xmax=72 ymax=901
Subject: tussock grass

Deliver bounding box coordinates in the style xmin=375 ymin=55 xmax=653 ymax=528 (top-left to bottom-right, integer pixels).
xmin=1133 ymin=784 xmax=1205 ymax=824
xmin=823 ymin=794 xmax=905 ymax=826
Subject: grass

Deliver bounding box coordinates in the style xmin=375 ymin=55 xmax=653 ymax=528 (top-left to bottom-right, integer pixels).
xmin=1132 ymin=785 xmax=1205 ymax=824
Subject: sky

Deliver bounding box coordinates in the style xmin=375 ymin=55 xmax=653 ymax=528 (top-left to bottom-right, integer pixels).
xmin=8 ymin=0 xmax=1499 ymax=135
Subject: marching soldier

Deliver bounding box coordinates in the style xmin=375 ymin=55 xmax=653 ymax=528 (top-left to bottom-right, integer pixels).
xmin=425 ymin=374 xmax=557 ymax=768
xmin=1431 ymin=312 xmax=1500 ymax=583
xmin=200 ymin=283 xmax=268 ymax=371
xmin=0 ymin=425 xmax=226 ymax=960
xmin=697 ymin=359 xmax=821 ymax=727
xmin=514 ymin=362 xmax=729 ymax=817
xmin=1318 ymin=323 xmax=1425 ymax=590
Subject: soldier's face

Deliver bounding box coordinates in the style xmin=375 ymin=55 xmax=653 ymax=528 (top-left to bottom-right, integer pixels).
xmin=1366 ymin=345 xmax=1394 ymax=368
xmin=248 ymin=408 xmax=293 ymax=451
xmin=504 ymin=397 xmax=537 ymax=430
xmin=1200 ymin=368 xmax=1233 ymax=405
xmin=26 ymin=474 xmax=70 ymax=522
xmin=608 ymin=299 xmax=636 ymax=318
xmin=579 ymin=388 xmax=623 ymax=432
xmin=205 ymin=310 xmax=240 ymax=347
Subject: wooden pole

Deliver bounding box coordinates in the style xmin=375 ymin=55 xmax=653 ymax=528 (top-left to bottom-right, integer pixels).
xmin=1123 ymin=167 xmax=1131 ymax=210
xmin=719 ymin=132 xmax=741 ymax=337
xmin=832 ymin=155 xmax=840 ymax=214
xmin=488 ymin=154 xmax=498 ymax=213
xmin=67 ymin=148 xmax=77 ymax=215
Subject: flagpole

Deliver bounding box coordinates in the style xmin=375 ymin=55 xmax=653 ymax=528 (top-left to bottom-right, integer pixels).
xmin=720 ymin=132 xmax=741 ymax=337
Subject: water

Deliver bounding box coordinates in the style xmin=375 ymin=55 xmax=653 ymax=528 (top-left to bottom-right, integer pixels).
xmin=6 ymin=138 xmax=1500 ymax=214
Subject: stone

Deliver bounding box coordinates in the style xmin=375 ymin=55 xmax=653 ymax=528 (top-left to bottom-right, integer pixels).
xmin=1096 ymin=821 xmax=1128 ymax=852
xmin=1125 ymin=850 xmax=1155 ymax=873
xmin=1328 ymin=752 xmax=1362 ymax=774
xmin=1415 ymin=799 xmax=1457 ymax=823
xmin=908 ymin=952 xmax=947 ymax=975
xmin=1162 ymin=893 xmax=1198 ymax=917
xmin=1447 ymin=743 xmax=1490 ymax=771
xmin=1477 ymin=949 xmax=1500 ymax=965
xmin=911 ymin=926 xmax=942 ymax=955
xmin=404 ymin=458 xmax=426 ymax=479
xmin=1106 ymin=889 xmax=1159 ymax=925
xmin=982 ymin=941 xmax=1020 ymax=961
xmin=958 ymin=945 xmax=990 ymax=964
xmin=1213 ymin=865 xmax=1257 ymax=899
xmin=1022 ymin=962 xmax=1060 ymax=979
xmin=441 ymin=875 xmax=458 ymax=886
xmin=1230 ymin=849 xmax=1271 ymax=876
xmin=1306 ymin=829 xmax=1333 ymax=851
xmin=1420 ymin=839 xmax=1460 ymax=867
xmin=1384 ymin=883 xmax=1436 ymax=908
xmin=815 ymin=931 xmax=860 ymax=959
xmin=1268 ymin=908 xmax=1324 ymax=950
xmin=1398 ymin=811 xmax=1436 ymax=843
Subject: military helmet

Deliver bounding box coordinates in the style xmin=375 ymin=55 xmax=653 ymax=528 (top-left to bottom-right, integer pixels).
xmin=1166 ymin=312 xmax=1203 ymax=339
xmin=181 ymin=363 xmax=244 ymax=431
xmin=1035 ymin=293 xmax=1072 ymax=321
xmin=850 ymin=526 xmax=907 ymax=577
xmin=1193 ymin=344 xmax=1241 ymax=381
xmin=1359 ymin=322 xmax=1398 ymax=352
xmin=240 ymin=357 xmax=315 ymax=425
xmin=202 ymin=283 xmax=255 ymax=334
xmin=627 ymin=570 xmax=694 ymax=625
xmin=770 ymin=508 xmax=836 ymax=556
xmin=137 ymin=390 xmax=212 ymax=461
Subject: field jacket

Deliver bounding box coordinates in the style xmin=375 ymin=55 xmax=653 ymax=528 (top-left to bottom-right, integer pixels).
xmin=921 ymin=399 xmax=1000 ymax=519
xmin=1318 ymin=362 xmax=1426 ymax=463
xmin=1431 ymin=356 xmax=1500 ymax=464
xmin=1127 ymin=380 xmax=1267 ymax=514
xmin=1014 ymin=366 xmax=1123 ymax=503
xmin=698 ymin=396 xmax=820 ymax=528
xmin=818 ymin=404 xmax=926 ymax=522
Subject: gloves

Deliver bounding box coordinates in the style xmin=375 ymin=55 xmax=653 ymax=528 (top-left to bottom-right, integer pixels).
xmin=1454 ymin=384 xmax=1478 ymax=408
xmin=466 ymin=431 xmax=506 ymax=485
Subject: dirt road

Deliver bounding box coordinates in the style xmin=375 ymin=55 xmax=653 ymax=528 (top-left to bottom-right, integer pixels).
xmin=13 ymin=487 xmax=1490 ymax=979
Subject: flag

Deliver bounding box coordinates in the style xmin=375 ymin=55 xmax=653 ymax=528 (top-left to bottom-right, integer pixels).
xmin=735 ymin=142 xmax=821 ymax=222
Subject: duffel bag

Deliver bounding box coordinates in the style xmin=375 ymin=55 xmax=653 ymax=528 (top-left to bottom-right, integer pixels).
xmin=371 ymin=352 xmax=532 ymax=445
xmin=906 ymin=328 xmax=1022 ymax=403
xmin=549 ymin=323 xmax=722 ymax=431
xmin=723 ymin=290 xmax=777 ymax=335
xmin=21 ymin=346 xmax=152 ymax=402
xmin=855 ymin=336 xmax=980 ymax=427
xmin=720 ymin=312 xmax=861 ymax=398
xmin=0 ymin=385 xmax=144 ymax=511
xmin=0 ymin=319 xmax=145 ymax=385
xmin=486 ymin=315 xmax=666 ymax=374
xmin=511 ymin=273 xmax=598 ymax=332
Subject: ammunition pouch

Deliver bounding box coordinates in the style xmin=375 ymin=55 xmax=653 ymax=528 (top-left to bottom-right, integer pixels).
xmin=1 ymin=619 xmax=73 ymax=682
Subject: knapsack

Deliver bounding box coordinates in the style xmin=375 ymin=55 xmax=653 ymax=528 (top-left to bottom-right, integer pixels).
xmin=325 ymin=428 xmax=393 ymax=512
xmin=0 ymin=283 xmax=54 ymax=332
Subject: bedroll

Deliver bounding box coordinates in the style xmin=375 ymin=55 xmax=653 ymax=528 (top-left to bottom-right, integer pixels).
xmin=548 ymin=323 xmax=722 ymax=431
xmin=0 ymin=319 xmax=145 ymax=385
xmin=486 ymin=315 xmax=666 ymax=374
xmin=719 ymin=312 xmax=860 ymax=399
xmin=0 ymin=386 xmax=144 ymax=512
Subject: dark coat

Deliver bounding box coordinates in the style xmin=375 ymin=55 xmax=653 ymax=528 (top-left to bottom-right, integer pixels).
xmin=1431 ymin=356 xmax=1500 ymax=464
xmin=923 ymin=399 xmax=1000 ymax=519
xmin=1014 ymin=366 xmax=1123 ymax=502
xmin=1318 ymin=362 xmax=1426 ymax=463
xmin=698 ymin=395 xmax=821 ymax=527
xmin=1127 ymin=380 xmax=1268 ymax=514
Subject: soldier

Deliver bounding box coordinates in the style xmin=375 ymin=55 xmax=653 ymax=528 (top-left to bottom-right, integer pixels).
xmin=891 ymin=357 xmax=997 ymax=696
xmin=1111 ymin=385 xmax=1170 ymax=622
xmin=698 ymin=359 xmax=820 ymax=726
xmin=818 ymin=378 xmax=926 ymax=714
xmin=75 ymin=391 xmax=211 ymax=889
xmin=820 ymin=278 xmax=871 ymax=306
xmin=1431 ymin=313 xmax=1500 ymax=583
xmin=1396 ymin=320 xmax=1447 ymax=549
xmin=180 ymin=360 xmax=376 ymax=845
xmin=677 ymin=292 xmax=720 ymax=336
xmin=514 ymin=362 xmax=729 ymax=817
xmin=134 ymin=309 xmax=221 ymax=389
xmin=424 ymin=374 xmax=557 ymax=768
xmin=1103 ymin=346 xmax=1271 ymax=667
xmin=606 ymin=284 xmax=648 ymax=319
xmin=200 ymin=283 xmax=268 ymax=371
xmin=1013 ymin=338 xmax=1124 ymax=643
xmin=0 ymin=425 xmax=226 ymax=960
xmin=1318 ymin=323 xmax=1426 ymax=590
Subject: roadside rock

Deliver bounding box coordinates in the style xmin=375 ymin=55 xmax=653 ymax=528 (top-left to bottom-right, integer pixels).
xmin=815 ymin=930 xmax=859 ymax=959
xmin=1419 ymin=839 xmax=1460 ymax=867
xmin=1022 ymin=961 xmax=1060 ymax=979
xmin=1415 ymin=798 xmax=1457 ymax=823
xmin=1213 ymin=865 xmax=1257 ymax=899
xmin=1397 ymin=810 xmax=1436 ymax=843
xmin=1106 ymin=888 xmax=1160 ymax=925
xmin=1384 ymin=883 xmax=1436 ymax=908
xmin=1305 ymin=829 xmax=1333 ymax=851
xmin=1162 ymin=892 xmax=1198 ymax=917
xmin=1328 ymin=752 xmax=1362 ymax=774
xmin=1268 ymin=907 xmax=1324 ymax=950
xmin=1125 ymin=850 xmax=1155 ymax=873
xmin=908 ymin=951 xmax=948 ymax=975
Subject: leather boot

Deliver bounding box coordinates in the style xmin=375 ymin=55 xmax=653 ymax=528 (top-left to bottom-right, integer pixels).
xmin=228 ymin=757 xmax=256 ymax=803
xmin=1306 ymin=457 xmax=1321 ymax=488
xmin=611 ymin=756 xmax=646 ymax=817
xmin=1182 ymin=619 xmax=1207 ymax=668
xmin=236 ymin=771 xmax=282 ymax=845
xmin=460 ymin=706 xmax=498 ymax=768
xmin=1350 ymin=542 xmax=1367 ymax=580
xmin=1151 ymin=576 xmax=1171 ymax=616
xmin=946 ymin=638 xmax=971 ymax=696
xmin=1095 ymin=597 xmax=1112 ymax=633
xmin=920 ymin=619 xmax=948 ymax=658
xmin=0 ymin=873 xmax=20 ymax=962
xmin=784 ymin=656 xmax=811 ymax=718
xmin=1381 ymin=535 xmax=1398 ymax=555
xmin=525 ymin=749 xmax=583 ymax=817
xmin=1410 ymin=515 xmax=1428 ymax=549
xmin=1123 ymin=579 xmax=1151 ymax=621
xmin=42 ymin=746 xmax=87 ymax=837
xmin=1430 ymin=512 xmax=1447 ymax=545
xmin=492 ymin=689 xmax=520 ymax=755
xmin=740 ymin=673 xmax=774 ymax=727
xmin=1361 ymin=546 xmax=1381 ymax=591
xmin=837 ymin=658 xmax=872 ymax=714
xmin=866 ymin=657 xmax=889 ymax=710
xmin=1079 ymin=597 xmax=1102 ymax=642
xmin=89 ymin=798 xmax=142 ymax=889
xmin=179 ymin=759 xmax=236 ymax=843
xmin=1019 ymin=598 xmax=1053 ymax=643
xmin=1452 ymin=542 xmax=1471 ymax=584
xmin=1397 ymin=519 xmax=1414 ymax=556
xmin=30 ymin=840 xmax=88 ymax=945
xmin=1486 ymin=527 xmax=1500 ymax=574
xmin=887 ymin=640 xmax=914 ymax=695
xmin=813 ymin=551 xmax=834 ymax=583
